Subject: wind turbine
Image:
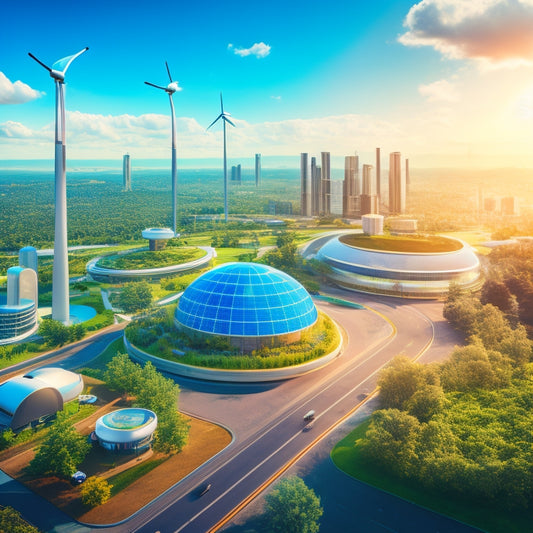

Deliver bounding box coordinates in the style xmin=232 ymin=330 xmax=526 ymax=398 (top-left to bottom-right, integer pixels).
xmin=207 ymin=93 xmax=236 ymax=223
xmin=145 ymin=62 xmax=181 ymax=236
xmin=28 ymin=47 xmax=88 ymax=324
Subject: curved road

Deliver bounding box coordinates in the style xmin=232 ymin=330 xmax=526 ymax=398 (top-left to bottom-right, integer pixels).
xmin=0 ymin=293 xmax=473 ymax=533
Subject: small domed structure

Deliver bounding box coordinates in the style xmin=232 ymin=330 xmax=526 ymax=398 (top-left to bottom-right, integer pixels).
xmin=95 ymin=408 xmax=157 ymax=453
xmin=175 ymin=262 xmax=318 ymax=351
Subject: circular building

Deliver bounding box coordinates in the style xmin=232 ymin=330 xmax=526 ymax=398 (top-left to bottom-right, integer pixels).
xmin=95 ymin=408 xmax=158 ymax=453
xmin=314 ymin=233 xmax=481 ymax=298
xmin=175 ymin=262 xmax=318 ymax=351
xmin=23 ymin=367 xmax=84 ymax=402
xmin=142 ymin=227 xmax=175 ymax=251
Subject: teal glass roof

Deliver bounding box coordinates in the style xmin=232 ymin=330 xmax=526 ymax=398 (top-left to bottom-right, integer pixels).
xmin=175 ymin=263 xmax=317 ymax=337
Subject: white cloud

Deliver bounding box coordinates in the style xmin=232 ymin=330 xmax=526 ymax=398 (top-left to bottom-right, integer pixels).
xmin=229 ymin=42 xmax=271 ymax=58
xmin=271 ymin=95 xmax=282 ymax=100
xmin=0 ymin=120 xmax=42 ymax=138
xmin=418 ymin=79 xmax=459 ymax=102
xmin=0 ymin=72 xmax=44 ymax=104
xmin=400 ymin=0 xmax=533 ymax=66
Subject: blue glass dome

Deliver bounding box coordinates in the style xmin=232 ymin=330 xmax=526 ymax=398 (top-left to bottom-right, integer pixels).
xmin=175 ymin=263 xmax=318 ymax=337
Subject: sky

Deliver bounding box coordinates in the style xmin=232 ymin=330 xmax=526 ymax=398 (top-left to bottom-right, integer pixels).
xmin=3 ymin=0 xmax=533 ymax=168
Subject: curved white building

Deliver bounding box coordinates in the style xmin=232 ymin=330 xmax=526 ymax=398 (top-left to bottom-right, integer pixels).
xmin=95 ymin=408 xmax=158 ymax=453
xmin=315 ymin=233 xmax=481 ymax=298
xmin=0 ymin=368 xmax=83 ymax=431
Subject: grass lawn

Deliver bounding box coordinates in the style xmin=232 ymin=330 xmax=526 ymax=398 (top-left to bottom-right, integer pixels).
xmin=331 ymin=420 xmax=533 ymax=533
xmin=339 ymin=233 xmax=463 ymax=253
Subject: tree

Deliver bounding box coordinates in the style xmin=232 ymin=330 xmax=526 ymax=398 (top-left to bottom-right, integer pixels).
xmin=118 ymin=281 xmax=152 ymax=313
xmin=0 ymin=506 xmax=40 ymax=533
xmin=406 ymin=384 xmax=447 ymax=423
xmin=480 ymin=279 xmax=513 ymax=313
xmin=38 ymin=318 xmax=70 ymax=347
xmin=104 ymin=352 xmax=143 ymax=397
xmin=359 ymin=409 xmax=421 ymax=477
xmin=377 ymin=356 xmax=438 ymax=410
xmin=80 ymin=476 xmax=112 ymax=507
xmin=264 ymin=476 xmax=323 ymax=533
xmin=29 ymin=410 xmax=90 ymax=479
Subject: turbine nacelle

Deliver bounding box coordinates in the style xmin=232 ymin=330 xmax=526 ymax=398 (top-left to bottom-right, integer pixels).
xmin=145 ymin=61 xmax=181 ymax=96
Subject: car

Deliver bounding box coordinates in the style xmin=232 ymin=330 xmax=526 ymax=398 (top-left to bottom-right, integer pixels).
xmin=303 ymin=410 xmax=315 ymax=422
xmin=197 ymin=482 xmax=211 ymax=497
xmin=71 ymin=471 xmax=86 ymax=485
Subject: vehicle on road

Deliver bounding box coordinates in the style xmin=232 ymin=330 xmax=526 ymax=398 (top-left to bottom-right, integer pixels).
xmin=71 ymin=471 xmax=86 ymax=485
xmin=197 ymin=483 xmax=211 ymax=497
xmin=303 ymin=410 xmax=315 ymax=422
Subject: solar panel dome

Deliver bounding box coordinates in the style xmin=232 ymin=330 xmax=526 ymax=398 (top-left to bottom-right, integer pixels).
xmin=175 ymin=262 xmax=318 ymax=338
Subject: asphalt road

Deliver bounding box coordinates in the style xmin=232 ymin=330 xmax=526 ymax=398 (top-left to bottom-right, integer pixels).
xmin=0 ymin=293 xmax=475 ymax=533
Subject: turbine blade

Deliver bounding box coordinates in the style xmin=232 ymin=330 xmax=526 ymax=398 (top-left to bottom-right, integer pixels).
xmin=220 ymin=92 xmax=224 ymax=113
xmin=165 ymin=61 xmax=173 ymax=82
xmin=207 ymin=114 xmax=223 ymax=130
xmin=224 ymin=116 xmax=236 ymax=127
xmin=28 ymin=52 xmax=52 ymax=72
xmin=53 ymin=47 xmax=89 ymax=75
xmin=145 ymin=81 xmax=167 ymax=90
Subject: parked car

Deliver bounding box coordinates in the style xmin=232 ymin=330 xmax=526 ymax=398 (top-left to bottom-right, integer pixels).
xmin=71 ymin=471 xmax=86 ymax=485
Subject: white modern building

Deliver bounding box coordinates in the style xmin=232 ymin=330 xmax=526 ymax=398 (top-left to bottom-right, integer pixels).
xmin=123 ymin=154 xmax=132 ymax=191
xmin=95 ymin=408 xmax=157 ymax=454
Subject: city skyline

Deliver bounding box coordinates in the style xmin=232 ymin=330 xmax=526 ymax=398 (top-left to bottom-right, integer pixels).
xmin=3 ymin=1 xmax=533 ymax=167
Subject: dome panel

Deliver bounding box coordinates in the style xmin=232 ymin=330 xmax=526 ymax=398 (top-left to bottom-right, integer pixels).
xmin=176 ymin=263 xmax=318 ymax=337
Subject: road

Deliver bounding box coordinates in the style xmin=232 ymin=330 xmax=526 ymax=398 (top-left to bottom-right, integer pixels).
xmin=0 ymin=293 xmax=472 ymax=533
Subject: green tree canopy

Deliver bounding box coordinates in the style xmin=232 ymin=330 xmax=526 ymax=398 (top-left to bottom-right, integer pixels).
xmin=80 ymin=476 xmax=112 ymax=507
xmin=29 ymin=410 xmax=90 ymax=479
xmin=0 ymin=506 xmax=40 ymax=533
xmin=118 ymin=281 xmax=152 ymax=313
xmin=264 ymin=476 xmax=323 ymax=533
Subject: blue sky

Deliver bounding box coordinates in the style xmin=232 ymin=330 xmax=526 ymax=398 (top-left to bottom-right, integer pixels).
xmin=3 ymin=0 xmax=533 ymax=167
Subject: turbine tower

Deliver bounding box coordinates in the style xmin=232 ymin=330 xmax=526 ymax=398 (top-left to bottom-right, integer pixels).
xmin=145 ymin=62 xmax=180 ymax=236
xmin=207 ymin=93 xmax=236 ymax=223
xmin=28 ymin=47 xmax=88 ymax=324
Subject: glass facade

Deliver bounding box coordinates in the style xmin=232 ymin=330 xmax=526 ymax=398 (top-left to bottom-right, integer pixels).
xmin=316 ymin=235 xmax=481 ymax=298
xmin=0 ymin=300 xmax=36 ymax=341
xmin=176 ymin=263 xmax=318 ymax=337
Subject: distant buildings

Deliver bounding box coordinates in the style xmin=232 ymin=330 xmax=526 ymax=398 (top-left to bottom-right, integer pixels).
xmin=300 ymin=153 xmax=311 ymax=216
xmin=255 ymin=153 xmax=261 ymax=187
xmin=388 ymin=151 xmax=405 ymax=215
xmin=123 ymin=154 xmax=132 ymax=191
xmin=231 ymin=164 xmax=242 ymax=183
xmin=268 ymin=200 xmax=293 ymax=215
xmin=301 ymin=147 xmax=407 ymax=218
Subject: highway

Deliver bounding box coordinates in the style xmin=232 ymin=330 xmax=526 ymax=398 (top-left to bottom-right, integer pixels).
xmin=0 ymin=292 xmax=466 ymax=533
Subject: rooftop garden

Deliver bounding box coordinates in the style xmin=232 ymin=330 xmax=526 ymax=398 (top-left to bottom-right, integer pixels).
xmin=339 ymin=233 xmax=462 ymax=253
xmin=96 ymin=247 xmax=207 ymax=270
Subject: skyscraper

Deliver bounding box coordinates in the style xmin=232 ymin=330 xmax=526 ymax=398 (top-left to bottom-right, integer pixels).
xmin=255 ymin=153 xmax=261 ymax=187
xmin=405 ymin=158 xmax=410 ymax=197
xmin=389 ymin=152 xmax=405 ymax=214
xmin=320 ymin=152 xmax=331 ymax=215
xmin=376 ymin=147 xmax=381 ymax=200
xmin=123 ymin=154 xmax=131 ymax=191
xmin=361 ymin=164 xmax=378 ymax=215
xmin=343 ymin=156 xmax=357 ymax=217
xmin=311 ymin=157 xmax=321 ymax=216
xmin=300 ymin=153 xmax=311 ymax=216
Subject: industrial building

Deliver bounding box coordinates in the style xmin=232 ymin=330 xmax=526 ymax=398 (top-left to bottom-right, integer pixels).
xmin=175 ymin=262 xmax=318 ymax=351
xmin=94 ymin=408 xmax=157 ymax=453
